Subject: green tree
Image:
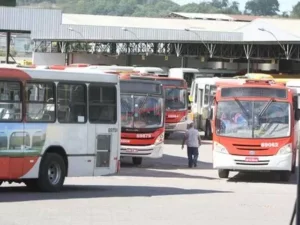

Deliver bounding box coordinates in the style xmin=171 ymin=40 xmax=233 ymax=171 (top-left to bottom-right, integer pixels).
xmin=0 ymin=0 xmax=16 ymax=6
xmin=244 ymin=0 xmax=279 ymax=15
xmin=291 ymin=2 xmax=300 ymax=18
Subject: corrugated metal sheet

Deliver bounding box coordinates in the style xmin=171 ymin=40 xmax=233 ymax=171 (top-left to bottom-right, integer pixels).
xmin=256 ymin=18 xmax=300 ymax=38
xmin=169 ymin=12 xmax=234 ymax=20
xmin=32 ymin=24 xmax=243 ymax=42
xmin=235 ymin=19 xmax=300 ymax=42
xmin=62 ymin=13 xmax=247 ymax=31
xmin=1 ymin=7 xmax=299 ymax=43
xmin=0 ymin=7 xmax=61 ymax=32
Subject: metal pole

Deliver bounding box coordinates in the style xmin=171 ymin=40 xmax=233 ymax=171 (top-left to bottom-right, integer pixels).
xmin=247 ymin=58 xmax=250 ymax=73
xmin=6 ymin=32 xmax=11 ymax=64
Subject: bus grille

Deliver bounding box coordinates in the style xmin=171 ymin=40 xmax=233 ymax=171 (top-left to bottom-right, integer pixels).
xmin=234 ymin=159 xmax=269 ymax=166
xmin=232 ymin=144 xmax=268 ymax=151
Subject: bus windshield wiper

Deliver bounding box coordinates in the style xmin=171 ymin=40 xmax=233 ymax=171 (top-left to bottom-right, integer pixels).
xmin=234 ymin=97 xmax=250 ymax=119
xmin=137 ymin=94 xmax=149 ymax=113
xmin=258 ymin=98 xmax=275 ymax=118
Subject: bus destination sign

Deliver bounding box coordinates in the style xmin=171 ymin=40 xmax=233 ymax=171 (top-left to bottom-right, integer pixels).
xmin=120 ymin=81 xmax=161 ymax=94
xmin=221 ymin=87 xmax=287 ymax=99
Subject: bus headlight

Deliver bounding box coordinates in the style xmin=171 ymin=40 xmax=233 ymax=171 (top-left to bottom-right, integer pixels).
xmin=213 ymin=142 xmax=228 ymax=154
xmin=155 ymin=133 xmax=164 ymax=145
xmin=277 ymin=144 xmax=292 ymax=155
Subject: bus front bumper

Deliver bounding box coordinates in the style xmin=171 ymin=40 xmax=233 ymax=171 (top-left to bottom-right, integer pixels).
xmin=213 ymin=151 xmax=292 ymax=171
xmin=120 ymin=143 xmax=163 ymax=158
xmin=165 ymin=121 xmax=188 ymax=133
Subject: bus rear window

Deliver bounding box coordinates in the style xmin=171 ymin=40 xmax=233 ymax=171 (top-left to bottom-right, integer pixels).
xmin=0 ymin=81 xmax=22 ymax=121
xmin=183 ymin=73 xmax=194 ymax=88
xmin=159 ymin=79 xmax=184 ymax=87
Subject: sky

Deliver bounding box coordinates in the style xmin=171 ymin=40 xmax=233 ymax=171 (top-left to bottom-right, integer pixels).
xmin=173 ymin=0 xmax=299 ymax=13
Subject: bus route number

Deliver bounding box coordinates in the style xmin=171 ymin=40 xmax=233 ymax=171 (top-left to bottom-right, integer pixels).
xmin=108 ymin=128 xmax=118 ymax=133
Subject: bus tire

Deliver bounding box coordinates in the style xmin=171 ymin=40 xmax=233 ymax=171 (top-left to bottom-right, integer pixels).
xmin=132 ymin=157 xmax=143 ymax=165
xmin=37 ymin=153 xmax=66 ymax=192
xmin=279 ymin=171 xmax=291 ymax=182
xmin=218 ymin=169 xmax=229 ymax=178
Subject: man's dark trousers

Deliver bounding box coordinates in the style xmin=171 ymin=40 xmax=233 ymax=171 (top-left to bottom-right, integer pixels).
xmin=187 ymin=147 xmax=199 ymax=167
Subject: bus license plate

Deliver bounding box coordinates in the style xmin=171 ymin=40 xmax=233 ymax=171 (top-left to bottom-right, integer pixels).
xmin=126 ymin=149 xmax=138 ymax=153
xmin=245 ymin=157 xmax=259 ymax=162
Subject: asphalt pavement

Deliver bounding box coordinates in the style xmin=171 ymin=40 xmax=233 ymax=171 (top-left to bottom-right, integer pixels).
xmin=0 ymin=131 xmax=297 ymax=225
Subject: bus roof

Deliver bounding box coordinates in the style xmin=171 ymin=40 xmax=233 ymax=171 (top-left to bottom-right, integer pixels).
xmin=0 ymin=67 xmax=119 ymax=84
xmin=118 ymin=72 xmax=187 ymax=87
xmin=215 ymin=78 xmax=245 ymax=87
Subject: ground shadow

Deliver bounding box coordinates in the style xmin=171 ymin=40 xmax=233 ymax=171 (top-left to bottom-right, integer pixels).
xmin=119 ymin=154 xmax=215 ymax=180
xmin=121 ymin=153 xmax=213 ymax=170
xmin=0 ymin=185 xmax=230 ymax=202
xmin=227 ymin=168 xmax=298 ymax=185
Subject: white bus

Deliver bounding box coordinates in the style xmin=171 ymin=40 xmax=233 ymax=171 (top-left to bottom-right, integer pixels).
xmin=168 ymin=68 xmax=238 ymax=91
xmin=0 ymin=66 xmax=121 ymax=192
xmin=189 ymin=77 xmax=219 ymax=138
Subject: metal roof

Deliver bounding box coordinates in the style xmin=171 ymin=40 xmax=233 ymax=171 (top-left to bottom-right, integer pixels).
xmin=0 ymin=7 xmax=61 ymax=32
xmin=169 ymin=12 xmax=235 ymax=21
xmin=0 ymin=7 xmax=300 ymax=43
xmin=32 ymin=24 xmax=242 ymax=42
xmin=235 ymin=19 xmax=300 ymax=43
xmin=169 ymin=12 xmax=261 ymax=22
xmin=62 ymin=13 xmax=247 ymax=31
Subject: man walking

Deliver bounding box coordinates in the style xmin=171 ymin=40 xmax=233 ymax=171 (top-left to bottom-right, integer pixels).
xmin=181 ymin=122 xmax=201 ymax=168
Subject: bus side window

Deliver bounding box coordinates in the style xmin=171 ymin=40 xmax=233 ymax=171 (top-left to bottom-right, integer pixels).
xmin=89 ymin=85 xmax=117 ymax=124
xmin=57 ymin=83 xmax=87 ymax=123
xmin=183 ymin=73 xmax=194 ymax=88
xmin=25 ymin=82 xmax=55 ymax=122
xmin=293 ymin=95 xmax=300 ymax=120
xmin=0 ymin=81 xmax=22 ymax=121
xmin=194 ymin=84 xmax=198 ymax=103
xmin=204 ymin=85 xmax=209 ymax=105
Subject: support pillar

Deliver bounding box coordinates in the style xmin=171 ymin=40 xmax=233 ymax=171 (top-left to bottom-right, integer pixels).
xmin=6 ymin=32 xmax=11 ymax=64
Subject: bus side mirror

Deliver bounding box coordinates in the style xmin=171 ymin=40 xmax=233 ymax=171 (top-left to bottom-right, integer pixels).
xmin=189 ymin=95 xmax=193 ymax=103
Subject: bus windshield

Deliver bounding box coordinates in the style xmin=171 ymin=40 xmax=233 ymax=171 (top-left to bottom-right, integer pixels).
xmin=216 ymin=100 xmax=290 ymax=138
xmin=165 ymin=88 xmax=187 ymax=110
xmin=121 ymin=94 xmax=164 ymax=128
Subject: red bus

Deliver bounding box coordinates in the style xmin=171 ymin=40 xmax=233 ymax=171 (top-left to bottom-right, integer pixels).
xmin=128 ymin=74 xmax=188 ymax=139
xmin=212 ymin=79 xmax=300 ymax=182
xmin=118 ymin=73 xmax=165 ymax=165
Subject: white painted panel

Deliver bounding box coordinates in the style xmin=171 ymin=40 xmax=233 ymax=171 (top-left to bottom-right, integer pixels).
xmin=68 ymin=156 xmax=94 ymax=177
xmin=32 ymin=52 xmax=65 ymax=66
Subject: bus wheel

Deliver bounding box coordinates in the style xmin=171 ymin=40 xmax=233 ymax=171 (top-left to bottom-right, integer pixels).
xmin=132 ymin=157 xmax=143 ymax=166
xmin=37 ymin=153 xmax=66 ymax=192
xmin=218 ymin=169 xmax=229 ymax=178
xmin=279 ymin=171 xmax=291 ymax=182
